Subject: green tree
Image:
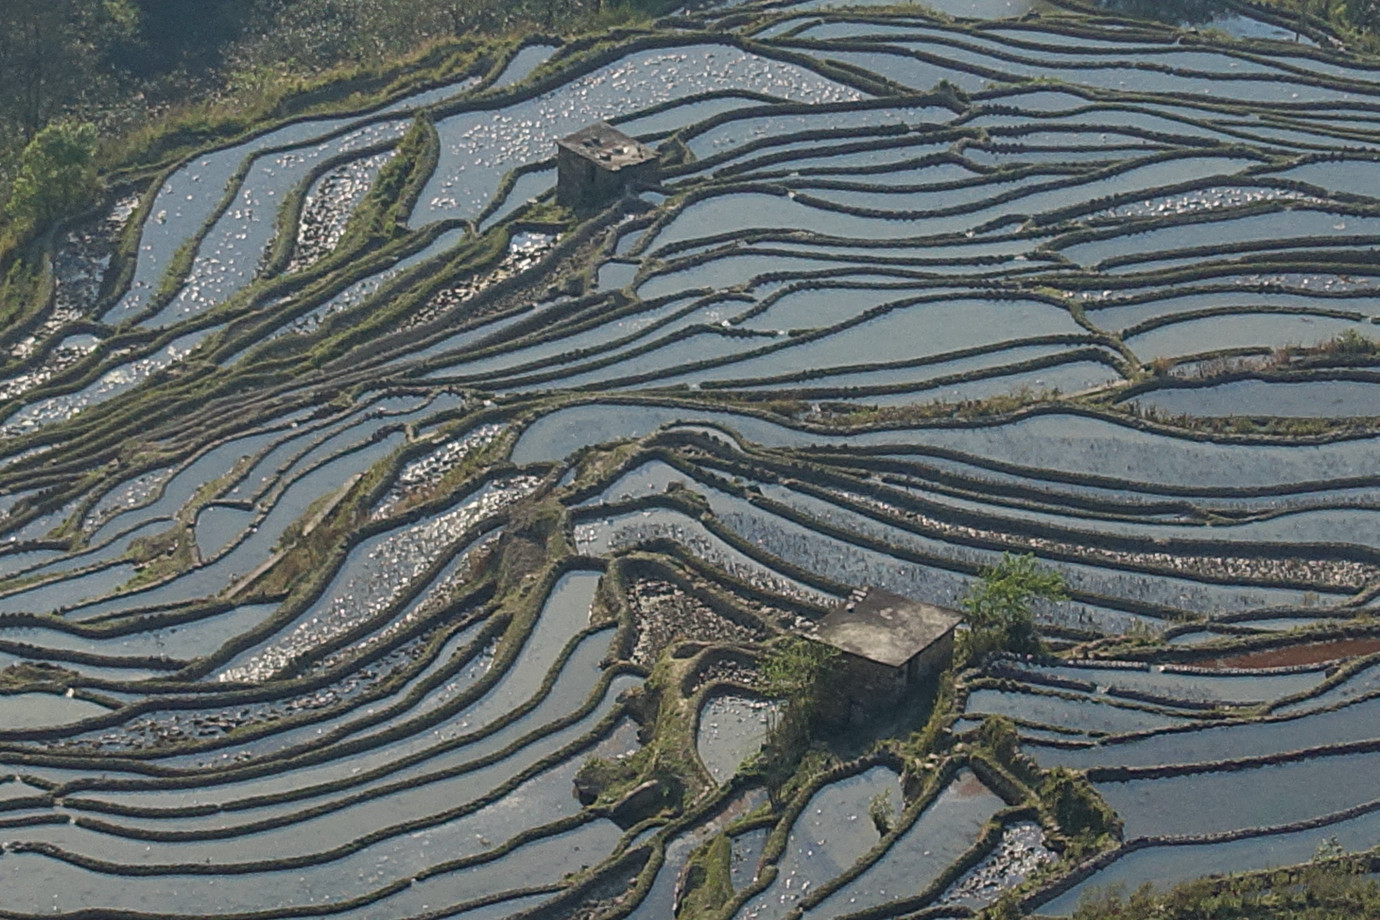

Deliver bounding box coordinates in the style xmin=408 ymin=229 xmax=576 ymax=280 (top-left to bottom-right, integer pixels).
xmin=757 ymin=636 xmax=838 ymax=806
xmin=760 ymin=636 xmax=838 ymax=711
xmin=120 ymin=0 xmax=254 ymax=78
xmin=5 ymin=121 xmax=101 ymax=230
xmin=961 ymin=552 xmax=1066 ymax=660
xmin=1345 ymin=0 xmax=1379 ymax=31
xmin=0 ymin=0 xmax=79 ymax=141
xmin=1096 ymin=0 xmax=1230 ymax=25
xmin=0 ymin=0 xmax=136 ymax=142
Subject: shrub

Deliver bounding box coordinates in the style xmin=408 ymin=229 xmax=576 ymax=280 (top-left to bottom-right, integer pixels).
xmin=1041 ymin=767 xmax=1119 ymax=842
xmin=677 ymin=834 xmax=734 ymax=918
xmin=1324 ymin=327 xmax=1378 ymax=357
xmin=1069 ymin=854 xmax=1380 ymax=919
xmin=868 ymin=788 xmax=895 ymax=835
xmin=977 ymin=714 xmax=1020 ymax=766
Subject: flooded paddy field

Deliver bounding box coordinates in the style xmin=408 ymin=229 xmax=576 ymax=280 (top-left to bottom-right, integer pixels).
xmin=3 ymin=0 xmax=1380 ymax=916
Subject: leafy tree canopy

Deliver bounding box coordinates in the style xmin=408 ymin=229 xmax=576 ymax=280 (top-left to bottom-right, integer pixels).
xmin=1348 ymin=0 xmax=1380 ymax=31
xmin=760 ymin=636 xmax=838 ymax=711
xmin=756 ymin=636 xmax=839 ymax=805
xmin=1097 ymin=0 xmax=1231 ymax=25
xmin=961 ymin=552 xmax=1067 ymax=658
xmin=4 ymin=121 xmax=101 ymax=231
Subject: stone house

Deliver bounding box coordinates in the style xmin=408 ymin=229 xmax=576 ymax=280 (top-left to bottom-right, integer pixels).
xmin=815 ymin=587 xmax=962 ymax=713
xmin=555 ymin=122 xmax=658 ymax=210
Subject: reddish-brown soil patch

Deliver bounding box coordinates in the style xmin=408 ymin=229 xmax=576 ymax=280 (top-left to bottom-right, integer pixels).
xmin=1205 ymin=637 xmax=1380 ymax=669
xmin=955 ymin=770 xmax=991 ymax=799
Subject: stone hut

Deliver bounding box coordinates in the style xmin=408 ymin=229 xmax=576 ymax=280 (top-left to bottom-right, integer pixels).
xmin=815 ymin=587 xmax=962 ymax=712
xmin=556 ymin=122 xmax=658 ymax=210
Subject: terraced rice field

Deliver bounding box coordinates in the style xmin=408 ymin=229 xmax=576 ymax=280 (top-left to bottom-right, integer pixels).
xmin=3 ymin=0 xmax=1380 ymax=916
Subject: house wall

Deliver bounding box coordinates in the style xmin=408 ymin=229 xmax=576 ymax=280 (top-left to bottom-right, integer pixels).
xmin=828 ymin=629 xmax=955 ymax=724
xmin=623 ymin=159 xmax=658 ymax=190
xmin=838 ymin=653 xmax=908 ymax=709
xmin=557 ymin=148 xmax=657 ymax=209
xmin=556 ymin=148 xmax=596 ymax=208
xmin=906 ymin=629 xmax=955 ymax=684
